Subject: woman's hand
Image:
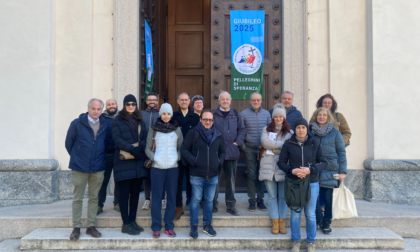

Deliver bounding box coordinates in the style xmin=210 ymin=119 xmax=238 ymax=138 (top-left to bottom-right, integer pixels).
xmin=292 ymin=168 xmax=307 ymax=179
xmin=339 ymin=173 xmax=346 ymax=181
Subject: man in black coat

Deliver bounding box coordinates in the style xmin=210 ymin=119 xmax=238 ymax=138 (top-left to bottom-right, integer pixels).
xmin=172 ymin=91 xmax=200 ymax=220
xmin=181 ymin=109 xmax=225 ymax=239
xmin=97 ymin=98 xmax=120 ymax=215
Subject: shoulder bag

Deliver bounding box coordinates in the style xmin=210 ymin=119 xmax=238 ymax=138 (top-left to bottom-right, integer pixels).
xmin=144 ymin=130 xmax=157 ymax=168
xmin=284 ymin=175 xmax=311 ymax=213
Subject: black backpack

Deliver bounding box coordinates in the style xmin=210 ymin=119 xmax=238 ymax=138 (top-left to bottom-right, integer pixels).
xmin=284 ymin=175 xmax=311 ymax=213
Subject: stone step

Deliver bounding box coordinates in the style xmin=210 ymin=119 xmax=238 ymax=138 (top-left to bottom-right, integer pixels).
xmin=20 ymin=227 xmax=403 ymax=251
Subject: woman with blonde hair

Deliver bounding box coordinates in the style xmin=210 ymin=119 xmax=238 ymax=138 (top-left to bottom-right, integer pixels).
xmin=259 ymin=104 xmax=293 ymax=235
xmin=309 ymin=107 xmax=347 ymax=235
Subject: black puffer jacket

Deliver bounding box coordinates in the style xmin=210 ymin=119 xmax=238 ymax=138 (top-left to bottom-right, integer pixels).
xmin=112 ymin=116 xmax=148 ymax=182
xmin=181 ymin=127 xmax=225 ymax=178
xmin=278 ymin=134 xmax=327 ymax=183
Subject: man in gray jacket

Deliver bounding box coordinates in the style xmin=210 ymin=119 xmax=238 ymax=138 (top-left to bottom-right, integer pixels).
xmin=213 ymin=91 xmax=246 ymax=216
xmin=240 ymin=92 xmax=271 ymax=212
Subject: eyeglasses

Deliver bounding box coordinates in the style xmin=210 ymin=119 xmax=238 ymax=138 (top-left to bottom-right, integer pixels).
xmin=125 ymin=102 xmax=137 ymax=107
xmin=202 ymin=119 xmax=213 ymax=122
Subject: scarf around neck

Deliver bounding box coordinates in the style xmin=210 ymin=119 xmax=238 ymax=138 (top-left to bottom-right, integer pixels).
xmin=197 ymin=123 xmax=215 ymax=145
xmin=152 ymin=118 xmax=178 ymax=133
xmin=310 ymin=122 xmax=334 ymax=137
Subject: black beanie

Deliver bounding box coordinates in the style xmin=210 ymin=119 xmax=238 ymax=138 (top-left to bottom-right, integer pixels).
xmin=294 ymin=118 xmax=308 ymax=132
xmin=123 ymin=94 xmax=137 ymax=105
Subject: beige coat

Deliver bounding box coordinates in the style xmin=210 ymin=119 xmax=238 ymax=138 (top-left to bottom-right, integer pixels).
xmin=259 ymin=126 xmax=292 ymax=182
xmin=333 ymin=112 xmax=351 ymax=145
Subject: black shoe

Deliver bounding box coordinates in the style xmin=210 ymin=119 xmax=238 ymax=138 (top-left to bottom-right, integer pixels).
xmin=257 ymin=200 xmax=267 ymax=211
xmin=131 ymin=222 xmax=144 ymax=232
xmin=227 ymin=208 xmax=240 ymax=216
xmin=190 ymin=225 xmax=198 ymax=239
xmin=212 ymin=205 xmax=218 ymax=213
xmin=122 ymin=224 xmax=140 ymax=235
xmin=317 ymin=221 xmax=323 ymax=230
xmin=322 ymin=221 xmax=332 ymax=235
xmin=203 ymin=224 xmax=217 ymax=237
xmin=248 ymin=201 xmax=256 ymax=212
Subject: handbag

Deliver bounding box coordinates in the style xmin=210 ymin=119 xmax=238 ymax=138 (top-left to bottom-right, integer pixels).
xmin=284 ymin=175 xmax=311 ymax=213
xmin=144 ymin=130 xmax=157 ymax=168
xmin=119 ymin=124 xmax=141 ymax=160
xmin=336 ymin=113 xmax=350 ymax=147
xmin=332 ymin=182 xmax=358 ymax=219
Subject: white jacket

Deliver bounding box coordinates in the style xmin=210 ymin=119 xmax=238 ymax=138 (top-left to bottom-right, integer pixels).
xmin=259 ymin=126 xmax=292 ymax=182
xmin=146 ymin=128 xmax=183 ymax=169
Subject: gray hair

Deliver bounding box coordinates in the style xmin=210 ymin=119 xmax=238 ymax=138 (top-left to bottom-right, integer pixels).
xmin=250 ymin=92 xmax=262 ymax=100
xmin=281 ymin=90 xmax=294 ymax=98
xmin=218 ymin=91 xmax=232 ymax=101
xmin=88 ymin=98 xmax=104 ymax=109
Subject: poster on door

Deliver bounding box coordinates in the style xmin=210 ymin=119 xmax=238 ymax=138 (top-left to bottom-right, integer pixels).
xmin=144 ymin=20 xmax=154 ymax=95
xmin=230 ymin=10 xmax=265 ymax=100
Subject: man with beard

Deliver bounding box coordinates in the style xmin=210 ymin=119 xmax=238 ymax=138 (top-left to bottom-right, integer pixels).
xmin=140 ymin=92 xmax=166 ymax=210
xmin=97 ymin=99 xmax=120 ymax=214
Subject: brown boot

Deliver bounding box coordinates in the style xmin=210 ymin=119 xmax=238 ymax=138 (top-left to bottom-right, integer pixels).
xmin=279 ymin=218 xmax=287 ymax=234
xmin=174 ymin=207 xmax=184 ymax=220
xmin=271 ymin=219 xmax=279 ymax=234
xmin=86 ymin=226 xmax=102 ymax=238
xmin=70 ymin=228 xmax=80 ymax=241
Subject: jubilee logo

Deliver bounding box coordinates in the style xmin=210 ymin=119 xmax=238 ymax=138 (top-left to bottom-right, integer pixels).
xmin=233 ymin=44 xmax=262 ymax=75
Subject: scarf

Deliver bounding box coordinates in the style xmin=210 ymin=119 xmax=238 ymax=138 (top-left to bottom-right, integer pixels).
xmin=197 ymin=123 xmax=215 ymax=146
xmin=310 ymin=122 xmax=334 ymax=137
xmin=128 ymin=114 xmax=139 ymax=130
xmin=152 ymin=118 xmax=179 ymax=133
xmin=295 ymin=135 xmax=308 ymax=144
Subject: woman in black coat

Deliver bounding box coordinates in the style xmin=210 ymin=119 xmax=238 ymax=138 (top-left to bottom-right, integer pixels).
xmin=278 ymin=118 xmax=327 ymax=252
xmin=112 ymin=94 xmax=148 ymax=235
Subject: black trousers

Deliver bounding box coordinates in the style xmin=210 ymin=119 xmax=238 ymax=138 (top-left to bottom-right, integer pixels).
xmin=176 ymin=161 xmax=192 ymax=207
xmin=98 ymin=153 xmax=120 ymax=208
xmin=118 ymin=178 xmax=143 ymax=225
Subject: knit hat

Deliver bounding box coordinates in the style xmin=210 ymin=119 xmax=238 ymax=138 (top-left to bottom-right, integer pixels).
xmin=123 ymin=94 xmax=137 ymax=105
xmin=192 ymin=95 xmax=204 ymax=106
xmin=159 ymin=103 xmax=173 ymax=116
xmin=272 ymin=103 xmax=287 ymax=119
xmin=294 ymin=118 xmax=308 ymax=132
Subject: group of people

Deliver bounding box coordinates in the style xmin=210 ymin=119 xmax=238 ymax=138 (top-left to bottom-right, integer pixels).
xmin=65 ymin=90 xmax=351 ymax=252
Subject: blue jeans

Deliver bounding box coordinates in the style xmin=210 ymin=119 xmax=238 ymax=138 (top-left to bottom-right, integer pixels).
xmin=190 ymin=175 xmax=218 ymax=226
xmin=290 ymin=182 xmax=319 ymax=243
xmin=264 ymin=179 xmax=287 ymax=219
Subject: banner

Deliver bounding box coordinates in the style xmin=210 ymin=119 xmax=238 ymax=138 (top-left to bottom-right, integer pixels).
xmin=144 ymin=20 xmax=154 ymax=95
xmin=230 ymin=10 xmax=265 ymax=100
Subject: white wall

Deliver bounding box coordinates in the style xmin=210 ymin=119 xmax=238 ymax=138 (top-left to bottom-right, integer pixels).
xmin=308 ymin=0 xmax=368 ymax=169
xmin=54 ymin=0 xmax=113 ymax=169
xmin=0 ymin=0 xmax=54 ymax=159
xmin=369 ymin=0 xmax=420 ymax=159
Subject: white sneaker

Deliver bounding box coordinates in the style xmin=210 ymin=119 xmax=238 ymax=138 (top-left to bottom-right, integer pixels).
xmin=162 ymin=199 xmax=167 ymax=210
xmin=291 ymin=241 xmax=301 ymax=252
xmin=142 ymin=199 xmax=151 ymax=210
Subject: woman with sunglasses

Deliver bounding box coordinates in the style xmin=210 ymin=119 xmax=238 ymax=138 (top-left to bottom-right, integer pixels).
xmin=112 ymin=94 xmax=148 ymax=235
xmin=145 ymin=103 xmax=183 ymax=238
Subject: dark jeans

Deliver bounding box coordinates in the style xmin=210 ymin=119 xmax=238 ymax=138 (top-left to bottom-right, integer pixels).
xmin=190 ymin=175 xmax=218 ymax=226
xmin=151 ymin=167 xmax=179 ymax=231
xmin=118 ymin=178 xmax=142 ymax=225
xmin=244 ymin=146 xmax=265 ymax=203
xmin=176 ymin=161 xmax=191 ymax=207
xmin=98 ymin=153 xmax=120 ymax=208
xmin=213 ymin=160 xmax=237 ymax=209
xmin=316 ymin=187 xmax=333 ymax=224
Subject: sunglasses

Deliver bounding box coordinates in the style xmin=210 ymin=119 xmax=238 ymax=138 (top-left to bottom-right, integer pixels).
xmin=125 ymin=102 xmax=137 ymax=107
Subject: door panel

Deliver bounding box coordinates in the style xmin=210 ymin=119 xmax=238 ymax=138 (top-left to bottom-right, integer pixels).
xmin=168 ymin=0 xmax=210 ymax=111
xmin=211 ymin=0 xmax=282 ymax=192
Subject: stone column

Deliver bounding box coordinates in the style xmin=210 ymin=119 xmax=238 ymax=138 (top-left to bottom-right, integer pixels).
xmin=282 ymin=0 xmax=308 ymax=117
xmin=113 ymin=0 xmax=141 ymax=108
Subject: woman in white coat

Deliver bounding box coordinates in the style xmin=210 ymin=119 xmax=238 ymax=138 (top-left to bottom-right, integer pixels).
xmin=259 ymin=104 xmax=293 ymax=234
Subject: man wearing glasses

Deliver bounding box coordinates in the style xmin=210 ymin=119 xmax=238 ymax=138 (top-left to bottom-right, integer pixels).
xmin=181 ymin=109 xmax=225 ymax=239
xmin=173 ymin=92 xmax=200 ymax=220
xmin=192 ymin=95 xmax=204 ymax=116
xmin=240 ymin=92 xmax=271 ymax=212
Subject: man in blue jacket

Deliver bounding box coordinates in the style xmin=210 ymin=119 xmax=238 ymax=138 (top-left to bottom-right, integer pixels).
xmin=97 ymin=99 xmax=120 ymax=215
xmin=65 ymin=98 xmax=111 ymax=241
xmin=213 ymin=91 xmax=246 ymax=216
xmin=269 ymin=90 xmax=303 ymax=130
